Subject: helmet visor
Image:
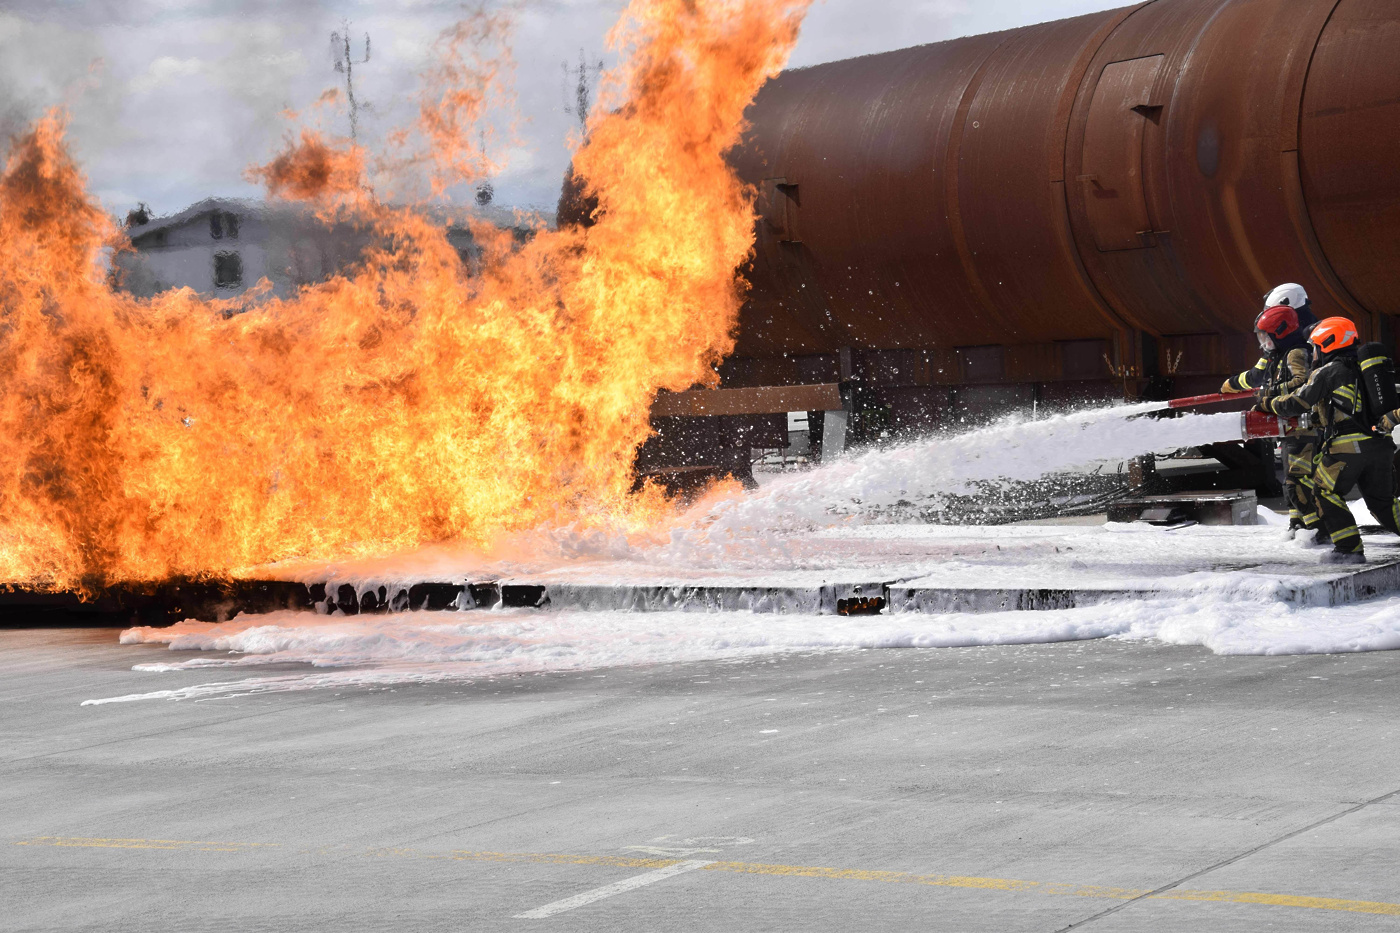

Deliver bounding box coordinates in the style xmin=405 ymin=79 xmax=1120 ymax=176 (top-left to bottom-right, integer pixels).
xmin=1256 ymin=329 xmax=1274 ymax=352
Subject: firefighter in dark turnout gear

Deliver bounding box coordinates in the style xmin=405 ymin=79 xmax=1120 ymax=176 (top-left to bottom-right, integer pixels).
xmin=1221 ymin=305 xmax=1316 ymax=535
xmin=1263 ymin=317 xmax=1400 ymax=564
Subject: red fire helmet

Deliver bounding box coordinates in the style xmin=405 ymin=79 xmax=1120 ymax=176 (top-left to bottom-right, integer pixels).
xmin=1254 ymin=304 xmax=1299 ymax=340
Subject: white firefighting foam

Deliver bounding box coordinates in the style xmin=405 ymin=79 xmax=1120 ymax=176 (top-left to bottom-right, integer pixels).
xmin=88 ymin=591 xmax=1400 ymax=705
xmin=88 ymin=402 xmax=1400 ymax=705
xmin=664 ymin=406 xmax=1240 ymax=557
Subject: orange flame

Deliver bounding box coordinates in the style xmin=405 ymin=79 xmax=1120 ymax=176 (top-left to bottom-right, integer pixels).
xmin=0 ymin=0 xmax=810 ymax=592
xmin=251 ymin=130 xmax=370 ymax=205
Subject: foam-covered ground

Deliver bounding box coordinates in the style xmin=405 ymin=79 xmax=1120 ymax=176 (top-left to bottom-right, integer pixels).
xmin=100 ymin=583 xmax=1400 ymax=705
xmin=99 ymin=517 xmax=1400 ymax=704
xmin=255 ymin=508 xmax=1400 ymax=600
xmin=93 ymin=404 xmax=1400 ymax=704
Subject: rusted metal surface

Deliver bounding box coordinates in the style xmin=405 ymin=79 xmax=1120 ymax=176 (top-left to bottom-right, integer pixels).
xmin=1064 ymin=0 xmax=1363 ymax=340
xmin=732 ymin=0 xmax=1400 ymax=378
xmin=651 ymin=383 xmax=842 ymax=417
xmin=1299 ymin=0 xmax=1400 ymax=323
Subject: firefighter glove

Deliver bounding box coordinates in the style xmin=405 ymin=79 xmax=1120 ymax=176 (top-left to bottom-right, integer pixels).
xmin=1379 ymin=412 xmax=1400 ymax=434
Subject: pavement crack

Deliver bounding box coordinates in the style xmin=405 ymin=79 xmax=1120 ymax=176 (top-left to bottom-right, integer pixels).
xmin=1051 ymin=784 xmax=1400 ymax=932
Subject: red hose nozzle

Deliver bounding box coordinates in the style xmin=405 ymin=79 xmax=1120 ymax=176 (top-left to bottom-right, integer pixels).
xmin=1241 ymin=410 xmax=1298 ymax=439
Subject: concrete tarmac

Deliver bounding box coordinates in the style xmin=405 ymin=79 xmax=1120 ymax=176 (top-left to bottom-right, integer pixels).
xmin=4 ymin=626 xmax=1400 ymax=932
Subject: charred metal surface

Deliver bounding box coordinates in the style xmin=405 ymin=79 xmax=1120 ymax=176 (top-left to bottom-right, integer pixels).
xmin=0 ymin=579 xmax=316 ymax=628
xmin=9 ymin=558 xmax=1400 ymax=627
xmin=500 ymin=585 xmax=549 ymax=609
xmin=652 ymin=383 xmax=841 ymax=417
xmin=0 ymin=579 xmax=505 ymax=627
xmin=1106 ymin=488 xmax=1260 ymax=525
xmin=319 ymin=582 xmax=500 ymax=615
xmin=835 ymin=596 xmax=886 ymax=616
xmin=633 ymin=413 xmax=784 ymax=485
xmin=632 ymin=464 xmax=751 ymax=499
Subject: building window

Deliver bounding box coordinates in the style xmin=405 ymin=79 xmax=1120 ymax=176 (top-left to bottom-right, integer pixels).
xmin=133 ymin=229 xmax=167 ymax=249
xmin=213 ymin=251 xmax=243 ymax=288
xmin=210 ymin=211 xmax=239 ymax=240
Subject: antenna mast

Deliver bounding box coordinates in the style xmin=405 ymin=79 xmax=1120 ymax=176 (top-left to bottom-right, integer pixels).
xmin=561 ymin=49 xmax=603 ymax=133
xmin=331 ymin=22 xmax=371 ymax=141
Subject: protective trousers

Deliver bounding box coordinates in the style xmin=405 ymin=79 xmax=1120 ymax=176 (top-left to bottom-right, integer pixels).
xmin=1283 ymin=436 xmax=1320 ymax=528
xmin=1312 ymin=436 xmax=1400 ymax=554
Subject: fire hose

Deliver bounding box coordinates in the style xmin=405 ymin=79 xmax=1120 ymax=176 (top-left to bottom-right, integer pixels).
xmin=1162 ymin=391 xmax=1304 ymax=440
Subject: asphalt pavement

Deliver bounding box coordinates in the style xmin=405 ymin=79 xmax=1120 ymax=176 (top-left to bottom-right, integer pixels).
xmin=4 ymin=626 xmax=1400 ymax=932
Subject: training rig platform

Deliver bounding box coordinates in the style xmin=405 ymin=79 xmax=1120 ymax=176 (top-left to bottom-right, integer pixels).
xmin=6 ymin=552 xmax=1400 ymax=626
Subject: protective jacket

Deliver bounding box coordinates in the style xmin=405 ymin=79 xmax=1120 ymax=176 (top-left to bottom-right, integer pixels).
xmin=1222 ymin=344 xmax=1309 ymax=399
xmin=1236 ymin=341 xmax=1318 ymax=527
xmin=1264 ymin=354 xmax=1380 ymax=453
xmin=1267 ymin=352 xmax=1400 ymax=553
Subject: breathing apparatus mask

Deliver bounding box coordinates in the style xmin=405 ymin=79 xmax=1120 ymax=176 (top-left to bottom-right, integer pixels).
xmin=1254 ymin=305 xmax=1297 ymax=355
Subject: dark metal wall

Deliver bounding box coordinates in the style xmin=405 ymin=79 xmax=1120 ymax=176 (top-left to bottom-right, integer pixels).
xmin=729 ymin=0 xmax=1400 ymax=394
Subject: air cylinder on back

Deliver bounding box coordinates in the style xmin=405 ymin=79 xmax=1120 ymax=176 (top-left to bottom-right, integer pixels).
xmin=1358 ymin=342 xmax=1399 ymax=423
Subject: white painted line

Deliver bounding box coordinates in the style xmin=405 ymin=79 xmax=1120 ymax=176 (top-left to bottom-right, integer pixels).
xmin=514 ymin=859 xmax=715 ymax=919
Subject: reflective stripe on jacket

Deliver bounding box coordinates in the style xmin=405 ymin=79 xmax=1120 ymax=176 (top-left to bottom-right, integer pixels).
xmin=1225 ymin=347 xmax=1309 ymax=395
xmin=1266 ymin=356 xmax=1374 ymax=449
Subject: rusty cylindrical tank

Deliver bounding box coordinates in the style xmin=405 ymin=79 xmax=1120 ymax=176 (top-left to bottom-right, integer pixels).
xmin=726 ymin=0 xmax=1400 ymax=417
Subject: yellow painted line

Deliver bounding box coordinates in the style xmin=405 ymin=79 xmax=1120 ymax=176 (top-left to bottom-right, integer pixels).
xmin=401 ymin=851 xmax=1400 ymax=916
xmin=14 ymin=836 xmax=279 ymax=852
xmin=1154 ymin=888 xmax=1400 ymax=916
xmin=699 ymin=861 xmax=1400 ymax=917
xmin=16 ymin=839 xmax=1400 ymax=917
xmin=703 ymin=860 xmax=1133 ymax=896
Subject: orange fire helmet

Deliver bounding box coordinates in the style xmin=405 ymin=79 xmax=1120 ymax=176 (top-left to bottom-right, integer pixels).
xmin=1309 ymin=317 xmax=1359 ymax=355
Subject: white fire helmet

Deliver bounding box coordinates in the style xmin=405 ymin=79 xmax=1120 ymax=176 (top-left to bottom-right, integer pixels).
xmin=1263 ymin=283 xmax=1308 ymax=310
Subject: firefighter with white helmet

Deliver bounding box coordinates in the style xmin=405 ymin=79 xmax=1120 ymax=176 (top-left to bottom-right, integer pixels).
xmin=1261 ymin=283 xmax=1319 ymax=337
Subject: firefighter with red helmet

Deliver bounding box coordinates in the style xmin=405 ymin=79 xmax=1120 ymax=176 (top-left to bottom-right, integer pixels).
xmin=1221 ymin=304 xmax=1317 ymax=536
xmin=1263 ymin=317 xmax=1400 ymax=563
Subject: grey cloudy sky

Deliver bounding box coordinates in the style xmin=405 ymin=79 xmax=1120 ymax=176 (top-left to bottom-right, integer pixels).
xmin=0 ymin=0 xmax=1126 ymax=217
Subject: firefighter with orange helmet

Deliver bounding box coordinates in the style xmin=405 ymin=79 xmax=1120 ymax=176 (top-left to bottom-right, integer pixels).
xmin=1221 ymin=304 xmax=1317 ymax=536
xmin=1263 ymin=317 xmax=1400 ymax=563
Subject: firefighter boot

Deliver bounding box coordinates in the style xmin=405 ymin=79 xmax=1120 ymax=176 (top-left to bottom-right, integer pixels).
xmin=1297 ymin=527 xmax=1330 ymax=549
xmin=1322 ymin=547 xmax=1366 ymax=565
xmin=1322 ymin=525 xmax=1366 ymax=565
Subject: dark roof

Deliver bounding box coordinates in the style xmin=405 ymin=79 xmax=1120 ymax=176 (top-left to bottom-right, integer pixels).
xmin=124 ymin=196 xmax=549 ymax=246
xmin=124 ymin=197 xmax=266 ymax=241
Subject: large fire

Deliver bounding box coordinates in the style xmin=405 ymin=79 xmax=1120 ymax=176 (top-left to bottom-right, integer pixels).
xmin=0 ymin=0 xmax=809 ymax=592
